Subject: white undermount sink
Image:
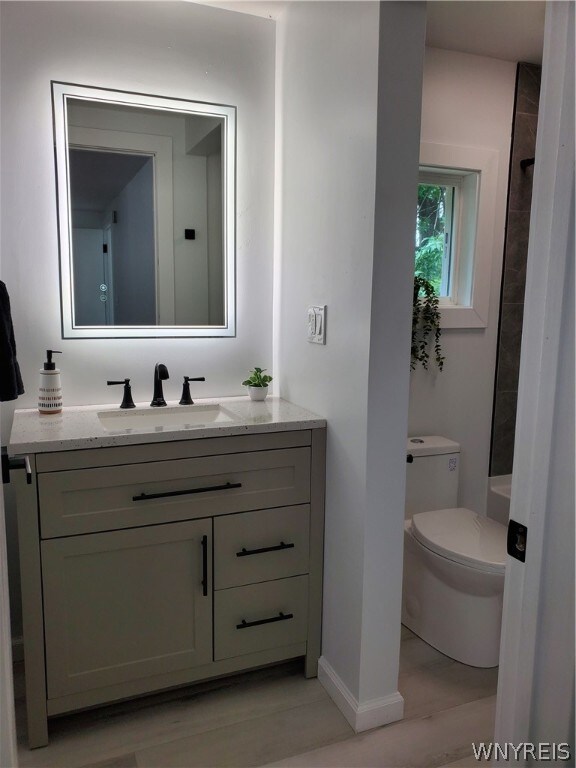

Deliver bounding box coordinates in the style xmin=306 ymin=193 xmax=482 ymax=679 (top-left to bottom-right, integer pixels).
xmin=97 ymin=404 xmax=239 ymax=433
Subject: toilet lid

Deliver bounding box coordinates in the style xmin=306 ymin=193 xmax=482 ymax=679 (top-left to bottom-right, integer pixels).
xmin=411 ymin=508 xmax=507 ymax=573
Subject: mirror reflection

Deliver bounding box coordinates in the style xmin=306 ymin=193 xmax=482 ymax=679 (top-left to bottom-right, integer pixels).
xmin=70 ymin=148 xmax=156 ymax=326
xmin=52 ymin=83 xmax=236 ymax=338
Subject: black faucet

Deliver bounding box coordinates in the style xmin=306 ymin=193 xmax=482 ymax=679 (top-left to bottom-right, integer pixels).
xmin=179 ymin=376 xmax=206 ymax=405
xmin=151 ymin=363 xmax=169 ymax=407
xmin=107 ymin=378 xmax=136 ymax=409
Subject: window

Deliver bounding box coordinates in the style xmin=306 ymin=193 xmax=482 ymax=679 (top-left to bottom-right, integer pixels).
xmin=415 ymin=172 xmax=459 ymax=298
xmin=415 ymin=165 xmax=480 ymax=312
xmin=417 ymin=143 xmax=501 ymax=329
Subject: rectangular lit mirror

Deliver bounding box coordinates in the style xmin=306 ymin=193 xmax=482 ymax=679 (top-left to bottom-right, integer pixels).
xmin=52 ymin=82 xmax=236 ymax=338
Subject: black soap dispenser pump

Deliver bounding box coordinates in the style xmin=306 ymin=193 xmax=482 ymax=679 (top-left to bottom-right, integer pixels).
xmin=38 ymin=350 xmax=63 ymax=414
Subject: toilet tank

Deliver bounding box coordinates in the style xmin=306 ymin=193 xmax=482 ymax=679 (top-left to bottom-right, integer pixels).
xmin=405 ymin=436 xmax=460 ymax=519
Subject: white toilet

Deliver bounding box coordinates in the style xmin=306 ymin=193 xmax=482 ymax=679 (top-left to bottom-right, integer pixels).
xmin=402 ymin=436 xmax=508 ymax=668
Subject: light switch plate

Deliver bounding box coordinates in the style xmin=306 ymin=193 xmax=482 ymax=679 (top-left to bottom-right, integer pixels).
xmin=307 ymin=305 xmax=326 ymax=344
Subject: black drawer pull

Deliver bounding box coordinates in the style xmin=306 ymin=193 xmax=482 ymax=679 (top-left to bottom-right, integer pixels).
xmin=236 ymin=612 xmax=294 ymax=630
xmin=201 ymin=534 xmax=208 ymax=597
xmin=236 ymin=541 xmax=295 ymax=558
xmin=133 ymin=481 xmax=242 ymax=502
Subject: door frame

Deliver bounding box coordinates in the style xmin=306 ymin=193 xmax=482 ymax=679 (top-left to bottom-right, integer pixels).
xmin=494 ymin=0 xmax=574 ymax=745
xmin=68 ymin=126 xmax=174 ymax=325
xmin=0 ymin=453 xmax=18 ymax=766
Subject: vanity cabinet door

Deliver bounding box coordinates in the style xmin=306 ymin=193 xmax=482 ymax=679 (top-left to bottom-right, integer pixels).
xmin=41 ymin=519 xmax=212 ymax=699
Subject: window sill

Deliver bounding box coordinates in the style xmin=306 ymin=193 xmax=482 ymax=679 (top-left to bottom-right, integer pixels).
xmin=439 ymin=303 xmax=487 ymax=329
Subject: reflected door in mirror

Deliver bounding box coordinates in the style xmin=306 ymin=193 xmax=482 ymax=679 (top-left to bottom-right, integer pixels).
xmin=70 ymin=148 xmax=156 ymax=326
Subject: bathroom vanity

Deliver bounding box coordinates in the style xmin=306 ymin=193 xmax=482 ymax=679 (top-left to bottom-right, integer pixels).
xmin=9 ymin=398 xmax=326 ymax=748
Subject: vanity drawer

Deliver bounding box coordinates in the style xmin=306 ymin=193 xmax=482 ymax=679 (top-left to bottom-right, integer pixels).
xmin=39 ymin=448 xmax=311 ymax=538
xmin=214 ymin=505 xmax=310 ymax=589
xmin=214 ymin=576 xmax=309 ymax=661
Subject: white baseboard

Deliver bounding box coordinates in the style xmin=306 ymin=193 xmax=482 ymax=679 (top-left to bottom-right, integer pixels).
xmin=11 ymin=636 xmax=23 ymax=663
xmin=318 ymin=656 xmax=404 ymax=733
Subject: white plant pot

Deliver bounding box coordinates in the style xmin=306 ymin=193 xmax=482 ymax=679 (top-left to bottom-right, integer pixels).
xmin=248 ymin=385 xmax=268 ymax=401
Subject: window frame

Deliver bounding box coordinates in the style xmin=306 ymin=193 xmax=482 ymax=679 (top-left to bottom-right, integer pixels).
xmin=419 ymin=142 xmax=500 ymax=329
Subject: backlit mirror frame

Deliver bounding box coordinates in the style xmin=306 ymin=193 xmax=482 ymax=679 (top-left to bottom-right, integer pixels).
xmin=52 ymin=81 xmax=236 ymax=338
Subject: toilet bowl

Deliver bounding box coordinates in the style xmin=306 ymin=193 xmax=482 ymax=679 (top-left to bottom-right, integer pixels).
xmin=402 ymin=437 xmax=508 ymax=668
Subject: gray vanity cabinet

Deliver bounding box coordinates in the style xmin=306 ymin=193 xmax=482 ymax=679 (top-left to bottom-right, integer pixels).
xmin=13 ymin=428 xmax=326 ymax=749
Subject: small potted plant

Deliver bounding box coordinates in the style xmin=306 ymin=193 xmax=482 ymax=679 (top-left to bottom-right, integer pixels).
xmin=242 ymin=367 xmax=273 ymax=401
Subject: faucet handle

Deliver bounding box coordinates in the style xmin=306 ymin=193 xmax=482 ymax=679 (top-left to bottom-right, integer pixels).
xmin=179 ymin=376 xmax=206 ymax=406
xmin=107 ymin=379 xmax=136 ymax=409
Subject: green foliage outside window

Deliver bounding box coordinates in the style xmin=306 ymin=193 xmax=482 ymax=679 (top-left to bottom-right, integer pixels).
xmin=415 ymin=184 xmax=446 ymax=295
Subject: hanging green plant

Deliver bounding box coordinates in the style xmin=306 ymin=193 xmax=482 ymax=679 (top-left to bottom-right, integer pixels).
xmin=411 ymin=275 xmax=445 ymax=371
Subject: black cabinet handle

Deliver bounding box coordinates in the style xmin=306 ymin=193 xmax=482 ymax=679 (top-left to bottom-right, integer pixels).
xmin=1 ymin=451 xmax=31 ymax=485
xmin=201 ymin=535 xmax=208 ymax=597
xmin=133 ymin=481 xmax=242 ymax=502
xmin=236 ymin=541 xmax=295 ymax=558
xmin=236 ymin=612 xmax=294 ymax=630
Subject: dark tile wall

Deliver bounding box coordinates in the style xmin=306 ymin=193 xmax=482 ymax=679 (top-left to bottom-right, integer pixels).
xmin=490 ymin=63 xmax=541 ymax=477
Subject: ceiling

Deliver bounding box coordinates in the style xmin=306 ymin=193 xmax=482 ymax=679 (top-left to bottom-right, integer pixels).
xmin=70 ymin=149 xmax=151 ymax=211
xmin=426 ymin=1 xmax=545 ymax=65
xmin=196 ymin=0 xmax=546 ymax=64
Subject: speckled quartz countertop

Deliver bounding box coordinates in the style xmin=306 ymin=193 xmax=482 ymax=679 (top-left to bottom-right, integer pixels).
xmin=9 ymin=397 xmax=326 ymax=455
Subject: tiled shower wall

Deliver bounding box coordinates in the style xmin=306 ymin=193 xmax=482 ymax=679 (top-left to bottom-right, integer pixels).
xmin=490 ymin=63 xmax=542 ymax=477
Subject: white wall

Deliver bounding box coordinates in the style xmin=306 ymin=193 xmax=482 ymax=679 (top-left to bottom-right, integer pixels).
xmin=408 ymin=48 xmax=516 ymax=516
xmin=0 ymin=0 xmax=274 ymax=420
xmin=277 ymin=1 xmax=379 ymax=699
xmin=362 ymin=3 xmax=426 ymax=706
xmin=0 ymin=0 xmax=275 ymax=637
xmin=111 ymin=160 xmax=156 ymax=325
xmin=277 ymin=0 xmax=426 ymax=728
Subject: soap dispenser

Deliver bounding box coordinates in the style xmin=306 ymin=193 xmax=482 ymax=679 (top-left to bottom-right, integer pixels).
xmin=38 ymin=350 xmax=63 ymax=414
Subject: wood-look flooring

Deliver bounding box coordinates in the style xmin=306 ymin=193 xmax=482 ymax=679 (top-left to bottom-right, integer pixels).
xmin=13 ymin=627 xmax=498 ymax=768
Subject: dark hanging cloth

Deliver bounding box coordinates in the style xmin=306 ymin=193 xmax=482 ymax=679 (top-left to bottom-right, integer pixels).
xmin=0 ymin=281 xmax=25 ymax=401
